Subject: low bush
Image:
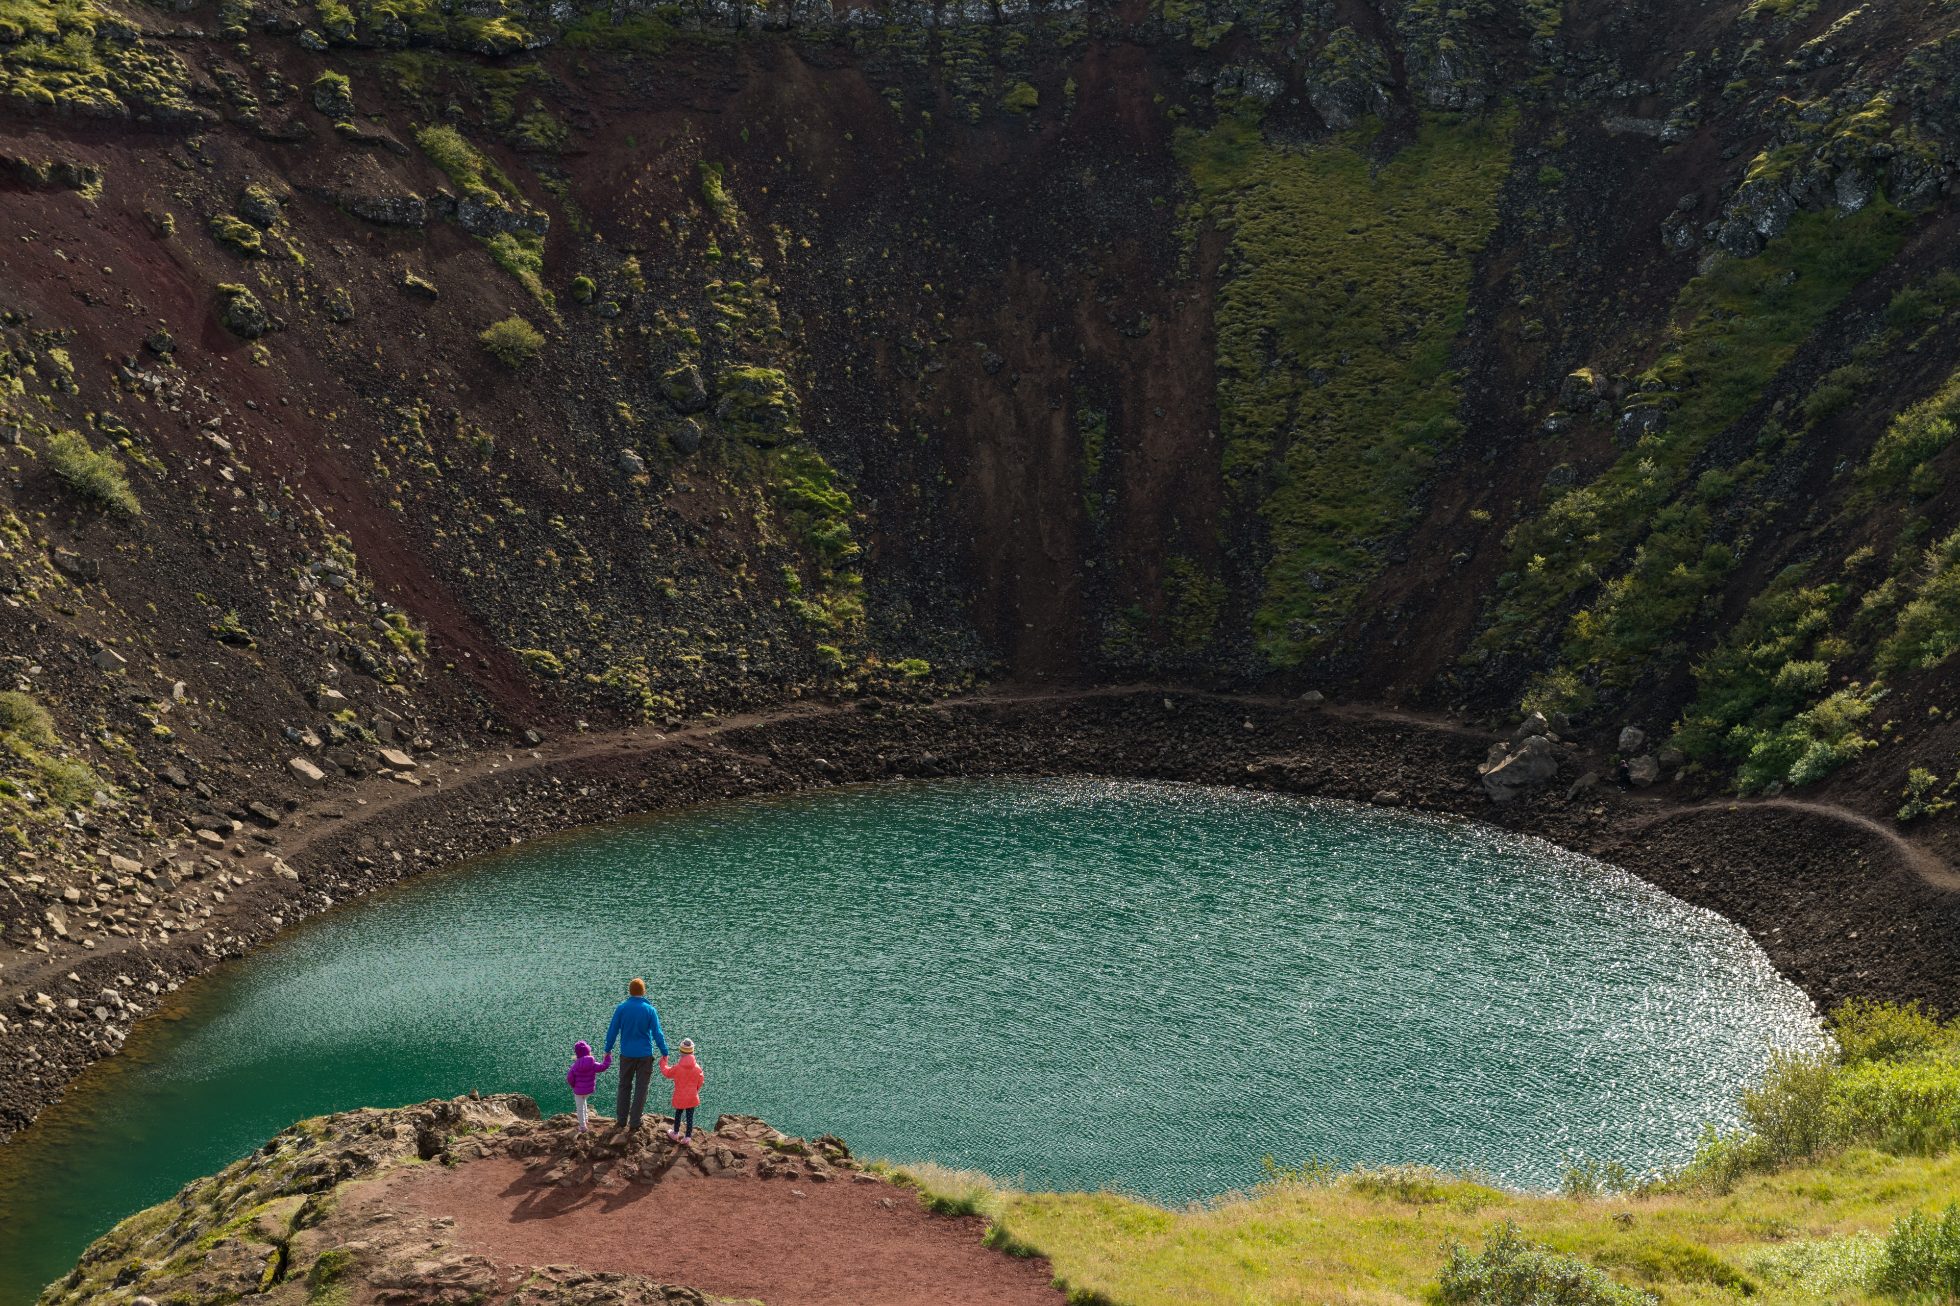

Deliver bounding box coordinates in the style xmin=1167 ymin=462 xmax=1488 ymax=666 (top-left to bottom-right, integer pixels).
xmin=0 ymin=692 xmax=56 ymax=749
xmin=1875 ymin=1203 xmax=1960 ymax=1302
xmin=1438 ymin=1223 xmax=1654 ymax=1306
xmin=1684 ymin=1002 xmax=1960 ymax=1190
xmin=1558 ymin=1155 xmax=1634 ymax=1199
xmin=44 ymin=430 xmax=140 ymax=515
xmin=1877 ymin=525 xmax=1960 ymax=676
xmin=1836 ymin=999 xmax=1955 ymax=1067
xmin=514 ymin=648 xmax=563 ymax=678
xmin=478 ymin=316 xmax=543 ymax=369
xmin=1735 ymin=684 xmax=1881 ymax=792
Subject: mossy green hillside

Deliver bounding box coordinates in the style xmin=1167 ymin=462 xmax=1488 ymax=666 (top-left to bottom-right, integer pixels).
xmin=0 ymin=0 xmax=195 ymax=118
xmin=1181 ymin=108 xmax=1515 ymax=667
xmin=1480 ymin=202 xmax=1911 ymax=707
xmin=1666 ymin=351 xmax=1960 ymax=793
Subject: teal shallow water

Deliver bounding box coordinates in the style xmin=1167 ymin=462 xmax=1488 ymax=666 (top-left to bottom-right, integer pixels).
xmin=0 ymin=778 xmax=1822 ymax=1303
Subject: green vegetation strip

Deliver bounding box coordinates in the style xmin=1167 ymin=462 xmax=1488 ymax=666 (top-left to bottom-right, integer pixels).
xmin=1180 ymin=109 xmax=1515 ymax=667
xmin=899 ymin=1002 xmax=1960 ymax=1305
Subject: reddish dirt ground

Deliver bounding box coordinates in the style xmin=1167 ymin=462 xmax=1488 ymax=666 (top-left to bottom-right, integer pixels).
xmin=393 ymin=1155 xmax=1065 ymax=1306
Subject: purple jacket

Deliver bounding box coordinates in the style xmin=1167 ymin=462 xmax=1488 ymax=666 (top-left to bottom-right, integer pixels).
xmin=565 ymin=1040 xmax=612 ymax=1096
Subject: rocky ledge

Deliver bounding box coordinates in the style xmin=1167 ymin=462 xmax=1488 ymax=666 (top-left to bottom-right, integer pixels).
xmin=41 ymin=1095 xmax=877 ymax=1306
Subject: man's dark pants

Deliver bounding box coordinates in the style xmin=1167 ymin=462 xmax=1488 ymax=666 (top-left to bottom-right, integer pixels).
xmin=615 ymin=1056 xmax=654 ymax=1128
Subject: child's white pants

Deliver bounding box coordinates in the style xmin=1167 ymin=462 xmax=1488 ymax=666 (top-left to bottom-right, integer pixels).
xmin=575 ymin=1094 xmax=590 ymax=1128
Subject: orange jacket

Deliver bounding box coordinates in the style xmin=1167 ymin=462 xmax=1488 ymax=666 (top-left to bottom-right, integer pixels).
xmin=659 ymin=1053 xmax=705 ymax=1109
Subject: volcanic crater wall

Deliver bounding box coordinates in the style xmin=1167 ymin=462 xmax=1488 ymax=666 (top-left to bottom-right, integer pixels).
xmin=5 ymin=0 xmax=1960 ymax=1109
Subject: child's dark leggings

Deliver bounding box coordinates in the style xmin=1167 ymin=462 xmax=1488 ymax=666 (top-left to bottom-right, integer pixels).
xmin=672 ymin=1106 xmax=695 ymax=1134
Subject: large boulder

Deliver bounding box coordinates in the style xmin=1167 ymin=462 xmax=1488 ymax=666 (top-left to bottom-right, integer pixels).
xmin=660 ymin=364 xmax=709 ymax=414
xmin=1480 ymin=733 xmax=1560 ymax=802
xmin=1617 ymin=725 xmax=1648 ymax=755
xmin=216 ymin=284 xmax=271 ymax=338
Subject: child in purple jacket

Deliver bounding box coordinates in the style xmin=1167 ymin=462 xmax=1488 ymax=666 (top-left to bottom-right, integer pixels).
xmin=565 ymin=1040 xmax=612 ymax=1132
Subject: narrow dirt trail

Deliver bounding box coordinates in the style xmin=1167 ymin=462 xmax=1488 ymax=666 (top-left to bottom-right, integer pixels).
xmin=1623 ymin=795 xmax=1960 ymax=893
xmin=265 ymin=681 xmax=1487 ymax=863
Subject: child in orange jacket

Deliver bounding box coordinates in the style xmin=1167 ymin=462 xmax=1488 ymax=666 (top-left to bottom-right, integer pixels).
xmin=659 ymin=1038 xmax=706 ymax=1144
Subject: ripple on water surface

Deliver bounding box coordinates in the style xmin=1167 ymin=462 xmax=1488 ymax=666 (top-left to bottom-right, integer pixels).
xmin=0 ymin=778 xmax=1823 ymax=1304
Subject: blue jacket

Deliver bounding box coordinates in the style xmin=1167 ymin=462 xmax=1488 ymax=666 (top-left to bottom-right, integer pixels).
xmin=604 ymin=995 xmax=669 ymax=1059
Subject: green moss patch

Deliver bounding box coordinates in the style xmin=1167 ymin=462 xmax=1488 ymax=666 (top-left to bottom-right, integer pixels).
xmin=1181 ymin=108 xmax=1515 ymax=666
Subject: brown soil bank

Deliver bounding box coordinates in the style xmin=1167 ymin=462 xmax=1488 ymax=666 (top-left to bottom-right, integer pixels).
xmin=5 ymin=688 xmax=1958 ymax=1140
xmin=39 ymin=1093 xmax=1062 ymax=1306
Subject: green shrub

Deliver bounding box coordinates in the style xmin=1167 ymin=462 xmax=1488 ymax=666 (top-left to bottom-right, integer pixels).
xmin=0 ymin=692 xmax=57 ymax=749
xmin=569 ymin=274 xmax=595 ymax=303
xmin=514 ymin=648 xmax=563 ymax=677
xmin=1830 ymin=1056 xmax=1960 ymax=1156
xmin=1875 ymin=1204 xmax=1960 ymax=1302
xmin=1877 ymin=525 xmax=1960 ymax=675
xmin=478 ymin=316 xmax=543 ymax=368
xmin=1684 ymin=1002 xmax=1960 ymax=1189
xmin=1002 ymin=80 xmax=1038 ymax=113
xmin=1348 ymin=1165 xmax=1450 ymax=1205
xmin=1671 ymin=566 xmax=1845 ymax=771
xmin=1738 ymin=1048 xmax=1840 ymax=1167
xmin=1558 ymin=1155 xmax=1634 ymax=1199
xmin=1438 ymin=1223 xmax=1655 ymax=1306
xmin=1860 ymin=367 xmax=1960 ymax=497
xmin=1834 ymin=1000 xmax=1954 ymax=1067
xmin=891 ymin=658 xmax=931 ymax=679
xmin=1744 ymin=1233 xmax=1883 ymax=1297
xmin=1735 ymin=684 xmax=1881 ymax=792
xmin=1885 ymin=270 xmax=1960 ymax=333
xmin=0 ymin=689 xmax=100 ymax=815
xmin=44 ymin=430 xmax=140 ymax=515
xmin=1898 ymin=767 xmax=1952 ymax=822
xmin=1803 ymin=364 xmax=1868 ymax=423
xmin=698 ymin=161 xmax=735 ymax=223
xmin=484 ymin=231 xmax=549 ymax=303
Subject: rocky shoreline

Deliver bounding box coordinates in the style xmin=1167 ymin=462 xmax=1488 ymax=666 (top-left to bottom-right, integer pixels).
xmin=5 ymin=687 xmax=1958 ymax=1141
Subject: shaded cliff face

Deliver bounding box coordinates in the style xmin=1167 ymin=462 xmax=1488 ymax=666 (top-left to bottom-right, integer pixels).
xmin=3 ymin=0 xmax=1960 ymax=929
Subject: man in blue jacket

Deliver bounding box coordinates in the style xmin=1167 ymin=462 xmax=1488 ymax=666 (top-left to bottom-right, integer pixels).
xmin=604 ymin=977 xmax=670 ymax=1131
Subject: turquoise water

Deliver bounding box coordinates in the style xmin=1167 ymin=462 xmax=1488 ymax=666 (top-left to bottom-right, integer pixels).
xmin=0 ymin=778 xmax=1822 ymax=1303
